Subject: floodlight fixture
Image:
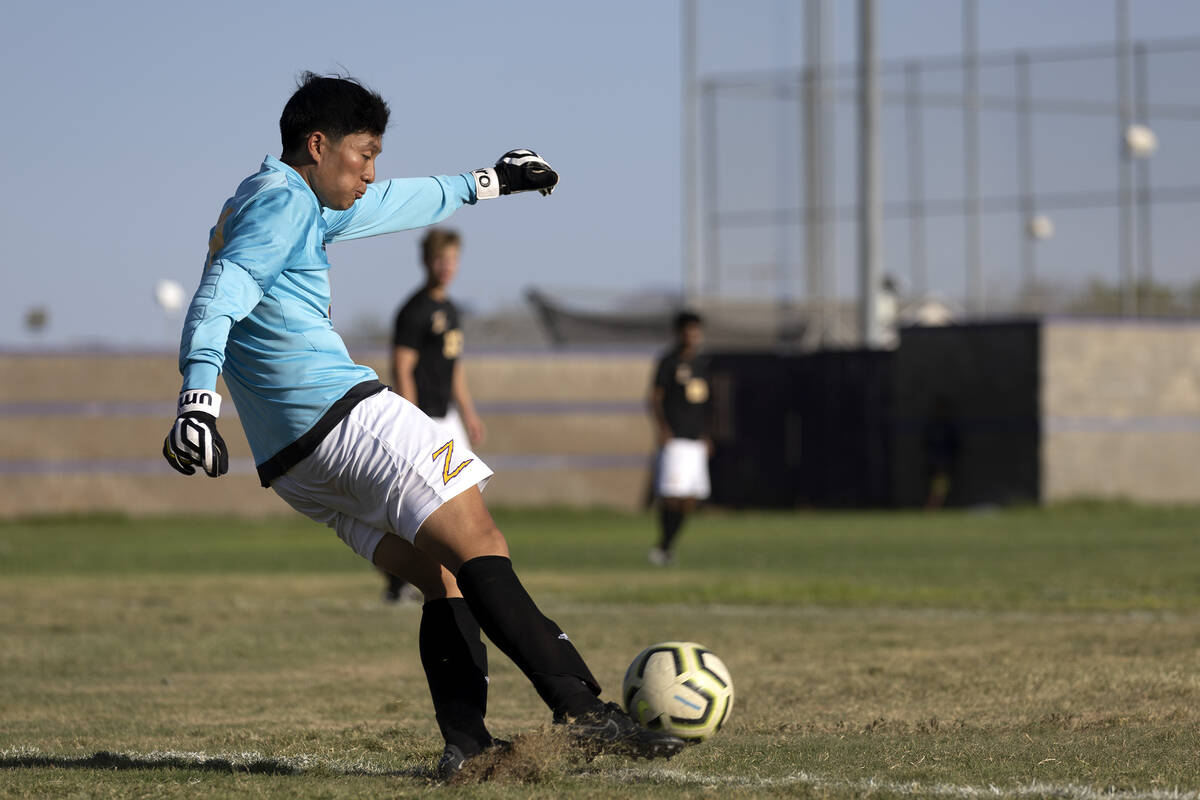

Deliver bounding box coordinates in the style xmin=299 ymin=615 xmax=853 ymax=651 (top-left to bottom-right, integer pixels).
xmin=154 ymin=279 xmax=186 ymax=314
xmin=1027 ymin=214 xmax=1055 ymax=241
xmin=1124 ymin=123 xmax=1158 ymax=158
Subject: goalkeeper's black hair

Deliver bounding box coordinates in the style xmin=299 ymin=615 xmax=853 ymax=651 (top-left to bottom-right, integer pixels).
xmin=673 ymin=310 xmax=703 ymax=333
xmin=279 ymin=71 xmax=390 ymax=156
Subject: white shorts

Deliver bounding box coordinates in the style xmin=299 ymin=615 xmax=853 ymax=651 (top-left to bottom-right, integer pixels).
xmin=656 ymin=438 xmax=711 ymax=500
xmin=270 ymin=390 xmax=493 ymax=561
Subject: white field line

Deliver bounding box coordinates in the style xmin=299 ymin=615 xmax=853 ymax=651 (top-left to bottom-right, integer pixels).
xmin=546 ymin=601 xmax=1200 ymax=625
xmin=601 ymin=767 xmax=1200 ymax=800
xmin=4 ymin=747 xmax=1198 ymax=799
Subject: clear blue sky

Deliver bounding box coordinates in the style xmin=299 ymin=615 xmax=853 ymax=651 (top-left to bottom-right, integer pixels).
xmin=3 ymin=0 xmax=1199 ymax=348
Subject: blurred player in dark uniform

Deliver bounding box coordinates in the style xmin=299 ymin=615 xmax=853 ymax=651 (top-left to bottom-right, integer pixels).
xmin=923 ymin=394 xmax=961 ymax=509
xmin=383 ymin=229 xmax=486 ymax=602
xmin=648 ymin=311 xmax=711 ymax=566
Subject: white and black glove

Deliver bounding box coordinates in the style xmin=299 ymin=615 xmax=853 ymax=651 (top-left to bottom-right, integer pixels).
xmin=471 ymin=149 xmax=558 ymax=199
xmin=163 ymin=389 xmax=229 ymax=478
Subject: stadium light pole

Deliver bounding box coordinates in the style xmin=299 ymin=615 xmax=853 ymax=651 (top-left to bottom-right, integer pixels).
xmin=702 ymin=79 xmax=722 ymax=296
xmin=775 ymin=0 xmax=796 ymax=342
xmin=1134 ymin=41 xmax=1154 ymax=296
xmin=805 ymin=0 xmax=833 ymax=347
xmin=1015 ymin=51 xmax=1037 ymax=310
xmin=857 ymin=0 xmax=882 ymax=348
xmin=1116 ymin=0 xmax=1137 ymax=316
xmin=904 ymin=60 xmax=927 ymax=300
xmin=681 ymin=0 xmax=700 ymax=308
xmin=963 ymin=0 xmax=982 ymax=316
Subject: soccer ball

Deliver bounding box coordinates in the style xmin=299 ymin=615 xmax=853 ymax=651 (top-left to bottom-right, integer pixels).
xmin=622 ymin=641 xmax=734 ymax=742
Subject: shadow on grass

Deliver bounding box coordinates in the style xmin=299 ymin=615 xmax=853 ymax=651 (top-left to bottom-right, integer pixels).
xmin=0 ymin=750 xmax=429 ymax=779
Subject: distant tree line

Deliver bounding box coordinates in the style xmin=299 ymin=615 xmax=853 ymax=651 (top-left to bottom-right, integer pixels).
xmin=1014 ymin=279 xmax=1200 ymax=318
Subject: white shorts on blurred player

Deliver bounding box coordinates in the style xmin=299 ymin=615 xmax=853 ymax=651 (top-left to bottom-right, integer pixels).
xmin=270 ymin=390 xmax=492 ymax=560
xmin=656 ymin=438 xmax=710 ymax=500
xmin=432 ymin=406 xmax=472 ymax=449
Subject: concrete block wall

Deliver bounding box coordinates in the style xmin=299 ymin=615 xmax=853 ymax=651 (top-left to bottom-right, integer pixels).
xmin=9 ymin=320 xmax=1197 ymax=517
xmin=0 ymin=352 xmax=657 ymax=518
xmin=891 ymin=318 xmax=1200 ymax=506
xmin=1041 ymin=320 xmax=1200 ymax=502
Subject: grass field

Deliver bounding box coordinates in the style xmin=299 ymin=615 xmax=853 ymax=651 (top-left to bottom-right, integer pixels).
xmin=3 ymin=505 xmax=1200 ymax=798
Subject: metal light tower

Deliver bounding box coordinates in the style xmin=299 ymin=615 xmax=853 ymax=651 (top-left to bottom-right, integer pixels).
xmin=805 ymin=0 xmax=833 ymax=346
xmin=1116 ymin=0 xmax=1137 ymax=316
xmin=963 ymin=0 xmax=982 ymax=315
xmin=681 ymin=0 xmax=700 ymax=307
xmin=858 ymin=0 xmax=882 ymax=348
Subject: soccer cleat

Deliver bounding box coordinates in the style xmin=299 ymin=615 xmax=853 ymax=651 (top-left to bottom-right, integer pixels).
xmin=436 ymin=743 xmax=469 ymax=781
xmin=436 ymin=739 xmax=511 ymax=782
xmin=648 ymin=548 xmax=673 ymax=567
xmin=555 ymin=701 xmax=686 ymax=759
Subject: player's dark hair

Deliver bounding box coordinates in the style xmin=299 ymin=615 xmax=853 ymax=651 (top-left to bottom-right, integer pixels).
xmin=421 ymin=229 xmax=462 ymax=267
xmin=674 ymin=310 xmax=703 ymax=333
xmin=279 ymin=72 xmax=390 ymax=156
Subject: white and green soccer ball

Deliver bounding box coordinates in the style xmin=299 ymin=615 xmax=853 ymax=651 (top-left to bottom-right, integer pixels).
xmin=622 ymin=641 xmax=734 ymax=742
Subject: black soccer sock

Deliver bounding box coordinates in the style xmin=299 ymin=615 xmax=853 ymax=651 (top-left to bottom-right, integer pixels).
xmin=658 ymin=507 xmax=685 ymax=553
xmin=456 ymin=555 xmax=601 ymax=718
xmin=419 ymin=597 xmax=494 ymax=752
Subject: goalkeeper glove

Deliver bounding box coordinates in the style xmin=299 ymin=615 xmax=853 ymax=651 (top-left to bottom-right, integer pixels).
xmin=163 ymin=389 xmax=229 ymax=478
xmin=472 ymin=149 xmax=558 ymax=199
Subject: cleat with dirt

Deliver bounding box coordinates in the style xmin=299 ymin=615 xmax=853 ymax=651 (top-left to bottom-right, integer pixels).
xmin=436 ymin=739 xmax=511 ymax=782
xmin=554 ymin=701 xmax=686 ymax=759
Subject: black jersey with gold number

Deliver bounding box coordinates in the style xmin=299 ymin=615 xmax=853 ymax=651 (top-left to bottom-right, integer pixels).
xmin=392 ymin=289 xmax=463 ymax=417
xmin=653 ymin=347 xmax=710 ymax=440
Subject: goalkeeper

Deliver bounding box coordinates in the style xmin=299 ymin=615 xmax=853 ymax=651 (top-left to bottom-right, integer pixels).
xmin=162 ymin=72 xmax=683 ymax=779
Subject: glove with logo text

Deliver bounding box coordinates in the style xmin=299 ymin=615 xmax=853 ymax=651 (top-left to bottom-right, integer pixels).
xmin=163 ymin=389 xmax=229 ymax=478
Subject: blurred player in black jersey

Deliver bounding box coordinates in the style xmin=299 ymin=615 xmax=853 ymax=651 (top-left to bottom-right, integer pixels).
xmin=382 ymin=229 xmax=487 ymax=602
xmin=648 ymin=311 xmax=711 ymax=566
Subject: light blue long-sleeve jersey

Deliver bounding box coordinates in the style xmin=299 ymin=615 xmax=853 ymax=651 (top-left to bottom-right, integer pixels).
xmin=179 ymin=155 xmax=477 ymax=470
